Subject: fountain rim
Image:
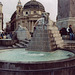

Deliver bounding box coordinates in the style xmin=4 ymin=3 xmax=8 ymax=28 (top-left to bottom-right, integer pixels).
xmin=0 ymin=48 xmax=75 ymax=64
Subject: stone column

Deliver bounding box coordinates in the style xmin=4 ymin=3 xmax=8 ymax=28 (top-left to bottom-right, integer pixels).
xmin=29 ymin=21 xmax=31 ymax=32
xmin=32 ymin=21 xmax=34 ymax=32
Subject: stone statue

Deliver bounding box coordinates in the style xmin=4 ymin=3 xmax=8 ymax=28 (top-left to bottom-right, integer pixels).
xmin=35 ymin=12 xmax=50 ymax=26
xmin=14 ymin=25 xmax=31 ymax=40
xmin=43 ymin=12 xmax=50 ymax=25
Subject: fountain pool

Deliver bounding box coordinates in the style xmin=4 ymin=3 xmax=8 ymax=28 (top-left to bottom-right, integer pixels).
xmin=0 ymin=48 xmax=74 ymax=63
xmin=0 ymin=48 xmax=74 ymax=75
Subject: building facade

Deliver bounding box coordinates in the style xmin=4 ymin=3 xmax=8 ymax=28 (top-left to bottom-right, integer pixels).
xmin=0 ymin=2 xmax=3 ymax=30
xmin=10 ymin=0 xmax=45 ymax=33
xmin=6 ymin=21 xmax=11 ymax=32
xmin=56 ymin=0 xmax=75 ymax=32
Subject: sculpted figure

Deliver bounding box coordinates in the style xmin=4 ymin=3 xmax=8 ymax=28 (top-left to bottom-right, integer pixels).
xmin=35 ymin=12 xmax=50 ymax=26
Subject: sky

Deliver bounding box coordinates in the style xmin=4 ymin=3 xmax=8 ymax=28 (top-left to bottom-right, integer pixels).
xmin=0 ymin=0 xmax=58 ymax=28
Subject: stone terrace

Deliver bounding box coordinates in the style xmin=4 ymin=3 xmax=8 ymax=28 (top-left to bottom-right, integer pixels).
xmin=64 ymin=40 xmax=75 ymax=52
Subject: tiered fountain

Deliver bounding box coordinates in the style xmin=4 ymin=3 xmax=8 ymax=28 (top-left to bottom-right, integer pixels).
xmin=0 ymin=12 xmax=75 ymax=75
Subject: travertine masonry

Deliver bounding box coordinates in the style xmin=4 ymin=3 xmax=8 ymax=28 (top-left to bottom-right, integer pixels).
xmin=27 ymin=24 xmax=64 ymax=52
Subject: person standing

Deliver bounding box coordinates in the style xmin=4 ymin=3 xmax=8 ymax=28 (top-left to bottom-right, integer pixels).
xmin=67 ymin=25 xmax=74 ymax=40
xmin=0 ymin=32 xmax=2 ymax=39
xmin=1 ymin=32 xmax=4 ymax=39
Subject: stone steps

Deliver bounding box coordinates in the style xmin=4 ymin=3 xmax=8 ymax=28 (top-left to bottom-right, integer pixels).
xmin=12 ymin=45 xmax=18 ymax=48
xmin=10 ymin=40 xmax=30 ymax=48
xmin=19 ymin=41 xmax=28 ymax=47
xmin=63 ymin=40 xmax=75 ymax=50
xmin=22 ymin=39 xmax=30 ymax=44
xmin=15 ymin=43 xmax=24 ymax=48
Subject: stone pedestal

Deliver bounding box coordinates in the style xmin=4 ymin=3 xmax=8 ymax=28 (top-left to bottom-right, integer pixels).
xmin=57 ymin=17 xmax=75 ymax=32
xmin=57 ymin=0 xmax=75 ymax=32
xmin=27 ymin=24 xmax=64 ymax=52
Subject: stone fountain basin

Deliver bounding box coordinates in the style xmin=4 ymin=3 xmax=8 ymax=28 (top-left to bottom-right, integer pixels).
xmin=0 ymin=48 xmax=74 ymax=63
xmin=0 ymin=39 xmax=17 ymax=46
xmin=0 ymin=48 xmax=75 ymax=75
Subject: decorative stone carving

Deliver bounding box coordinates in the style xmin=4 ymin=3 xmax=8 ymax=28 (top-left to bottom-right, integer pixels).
xmin=27 ymin=12 xmax=64 ymax=52
xmin=15 ymin=25 xmax=31 ymax=40
xmin=35 ymin=12 xmax=50 ymax=26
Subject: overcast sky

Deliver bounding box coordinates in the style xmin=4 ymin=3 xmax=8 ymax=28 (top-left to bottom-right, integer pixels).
xmin=0 ymin=0 xmax=58 ymax=28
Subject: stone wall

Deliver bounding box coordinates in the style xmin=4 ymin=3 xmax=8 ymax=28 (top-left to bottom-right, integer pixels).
xmin=0 ymin=39 xmax=17 ymax=46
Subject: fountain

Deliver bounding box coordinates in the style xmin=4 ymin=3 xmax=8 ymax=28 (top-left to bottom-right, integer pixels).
xmin=27 ymin=12 xmax=64 ymax=51
xmin=0 ymin=12 xmax=75 ymax=75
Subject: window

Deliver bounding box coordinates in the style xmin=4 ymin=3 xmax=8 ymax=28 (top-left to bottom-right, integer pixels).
xmin=26 ymin=12 xmax=28 ymax=14
xmin=19 ymin=8 xmax=21 ymax=13
xmin=22 ymin=21 xmax=25 ymax=23
xmin=34 ymin=11 xmax=36 ymax=14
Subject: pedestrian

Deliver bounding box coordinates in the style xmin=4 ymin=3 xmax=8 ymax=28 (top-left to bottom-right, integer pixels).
xmin=67 ymin=25 xmax=74 ymax=40
xmin=10 ymin=32 xmax=12 ymax=38
xmin=0 ymin=32 xmax=2 ymax=39
xmin=1 ymin=32 xmax=4 ymax=39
